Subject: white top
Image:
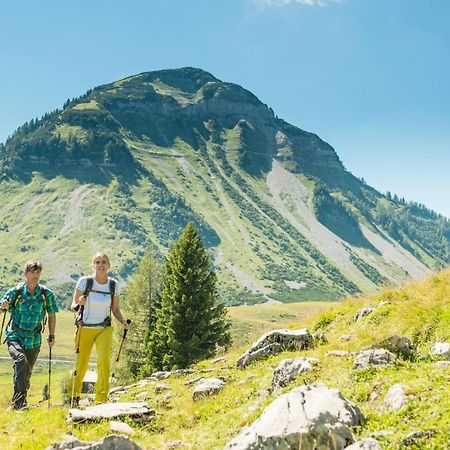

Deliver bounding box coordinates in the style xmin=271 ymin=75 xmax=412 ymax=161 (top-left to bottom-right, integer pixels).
xmin=75 ymin=276 xmax=120 ymax=326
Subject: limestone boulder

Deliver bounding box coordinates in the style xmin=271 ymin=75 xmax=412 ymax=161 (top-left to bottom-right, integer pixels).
xmin=272 ymin=357 xmax=320 ymax=391
xmin=384 ymin=383 xmax=408 ymax=411
xmin=236 ymin=329 xmax=313 ymax=368
xmin=193 ymin=378 xmax=225 ymax=401
xmin=224 ymin=383 xmax=364 ymax=450
xmin=430 ymin=342 xmax=450 ymax=359
xmin=368 ymin=335 xmax=415 ymax=358
xmin=67 ymin=402 xmax=154 ymax=423
xmin=353 ymin=349 xmax=396 ymax=369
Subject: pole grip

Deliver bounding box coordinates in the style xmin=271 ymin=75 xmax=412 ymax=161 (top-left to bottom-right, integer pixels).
xmin=122 ymin=319 xmax=131 ymax=339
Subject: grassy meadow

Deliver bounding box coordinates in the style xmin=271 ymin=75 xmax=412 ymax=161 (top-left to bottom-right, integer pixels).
xmin=0 ymin=271 xmax=449 ymax=449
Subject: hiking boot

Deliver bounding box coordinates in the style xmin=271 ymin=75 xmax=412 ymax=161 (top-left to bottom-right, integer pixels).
xmin=9 ymin=401 xmax=28 ymax=411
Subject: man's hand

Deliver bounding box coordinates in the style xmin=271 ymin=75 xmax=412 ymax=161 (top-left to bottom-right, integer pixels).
xmin=1 ymin=299 xmax=9 ymax=311
xmin=47 ymin=335 xmax=55 ymax=348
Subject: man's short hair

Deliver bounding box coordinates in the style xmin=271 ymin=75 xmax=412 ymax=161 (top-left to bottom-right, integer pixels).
xmin=24 ymin=260 xmax=42 ymax=273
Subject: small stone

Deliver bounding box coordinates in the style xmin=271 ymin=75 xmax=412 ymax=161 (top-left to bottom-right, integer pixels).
xmin=354 ymin=307 xmax=375 ymax=322
xmin=430 ymin=342 xmax=450 ymax=358
xmin=212 ymin=357 xmax=227 ymax=363
xmin=340 ymin=334 xmax=352 ymax=341
xmin=435 ymin=360 xmax=450 ymax=369
xmin=345 ymin=437 xmax=381 ymax=449
xmin=155 ymin=384 xmax=170 ymax=393
xmin=135 ymin=390 xmax=150 ymax=400
xmin=327 ymin=350 xmax=351 ymax=357
xmin=401 ymin=430 xmax=434 ymax=445
xmin=109 ymin=420 xmax=135 ymax=435
xmin=165 ymin=440 xmax=183 ymax=449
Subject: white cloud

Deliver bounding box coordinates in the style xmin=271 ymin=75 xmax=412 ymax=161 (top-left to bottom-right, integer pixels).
xmin=253 ymin=0 xmax=342 ymax=7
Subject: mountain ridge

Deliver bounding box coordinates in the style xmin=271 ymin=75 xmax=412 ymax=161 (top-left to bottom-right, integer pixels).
xmin=0 ymin=67 xmax=448 ymax=305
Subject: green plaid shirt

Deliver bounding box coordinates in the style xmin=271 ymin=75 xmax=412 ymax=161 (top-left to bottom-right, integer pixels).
xmin=1 ymin=284 xmax=58 ymax=349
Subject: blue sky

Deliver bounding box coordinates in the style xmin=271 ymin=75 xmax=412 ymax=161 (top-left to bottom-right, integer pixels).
xmin=1 ymin=0 xmax=449 ymax=217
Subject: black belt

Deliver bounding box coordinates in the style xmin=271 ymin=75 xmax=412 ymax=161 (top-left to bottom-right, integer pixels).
xmin=11 ymin=323 xmax=42 ymax=334
xmin=80 ymin=316 xmax=111 ymax=328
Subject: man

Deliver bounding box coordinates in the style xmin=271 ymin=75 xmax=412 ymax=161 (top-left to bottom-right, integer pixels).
xmin=0 ymin=260 xmax=58 ymax=410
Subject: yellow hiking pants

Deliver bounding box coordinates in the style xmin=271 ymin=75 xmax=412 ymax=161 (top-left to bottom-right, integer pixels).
xmin=71 ymin=326 xmax=113 ymax=403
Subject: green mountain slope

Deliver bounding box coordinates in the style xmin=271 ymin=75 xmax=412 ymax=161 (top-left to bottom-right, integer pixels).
xmin=0 ymin=270 xmax=449 ymax=449
xmin=0 ymin=67 xmax=448 ymax=305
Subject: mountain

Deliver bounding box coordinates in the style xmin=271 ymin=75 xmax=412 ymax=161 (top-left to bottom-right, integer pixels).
xmin=0 ymin=67 xmax=448 ymax=305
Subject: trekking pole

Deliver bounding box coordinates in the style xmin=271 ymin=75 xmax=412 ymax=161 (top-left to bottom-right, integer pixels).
xmin=48 ymin=346 xmax=52 ymax=408
xmin=0 ymin=310 xmax=6 ymax=344
xmin=115 ymin=319 xmax=131 ymax=363
xmin=111 ymin=320 xmax=131 ymax=379
xmin=70 ymin=305 xmax=84 ymax=408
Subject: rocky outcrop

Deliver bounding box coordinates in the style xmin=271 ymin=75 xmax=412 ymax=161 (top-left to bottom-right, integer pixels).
xmin=353 ymin=349 xmax=396 ymax=369
xmin=236 ymin=329 xmax=313 ymax=368
xmin=224 ymin=383 xmax=364 ymax=449
xmin=272 ymin=357 xmax=320 ymax=391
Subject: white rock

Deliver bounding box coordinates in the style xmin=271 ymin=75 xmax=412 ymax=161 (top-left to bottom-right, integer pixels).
xmin=236 ymin=329 xmax=313 ymax=368
xmin=384 ymin=383 xmax=408 ymax=411
xmin=272 ymin=357 xmax=319 ymax=390
xmin=68 ymin=402 xmax=154 ymax=423
xmin=109 ymin=420 xmax=135 ymax=435
xmin=430 ymin=342 xmax=450 ymax=358
xmin=345 ymin=437 xmax=381 ymax=449
xmin=225 ymin=383 xmax=364 ymax=449
xmin=192 ymin=378 xmax=225 ymax=401
xmin=353 ymin=349 xmax=396 ymax=369
xmin=435 ymin=360 xmax=450 ymax=369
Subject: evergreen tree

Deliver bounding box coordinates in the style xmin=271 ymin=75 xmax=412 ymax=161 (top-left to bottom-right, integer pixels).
xmin=148 ymin=222 xmax=231 ymax=370
xmin=118 ymin=248 xmax=162 ymax=380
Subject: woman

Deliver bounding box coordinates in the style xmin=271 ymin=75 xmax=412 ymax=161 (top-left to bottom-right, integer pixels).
xmin=70 ymin=251 xmax=130 ymax=405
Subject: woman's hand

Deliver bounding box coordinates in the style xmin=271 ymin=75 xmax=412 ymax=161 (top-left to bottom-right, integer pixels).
xmin=122 ymin=319 xmax=131 ymax=330
xmin=77 ymin=295 xmax=87 ymax=306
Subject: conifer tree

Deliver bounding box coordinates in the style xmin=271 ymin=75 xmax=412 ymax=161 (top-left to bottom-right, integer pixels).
xmin=118 ymin=248 xmax=161 ymax=380
xmin=148 ymin=222 xmax=230 ymax=370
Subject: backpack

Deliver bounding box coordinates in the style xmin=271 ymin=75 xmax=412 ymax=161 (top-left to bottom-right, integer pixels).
xmin=74 ymin=277 xmax=116 ymax=327
xmin=4 ymin=283 xmax=49 ymax=339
